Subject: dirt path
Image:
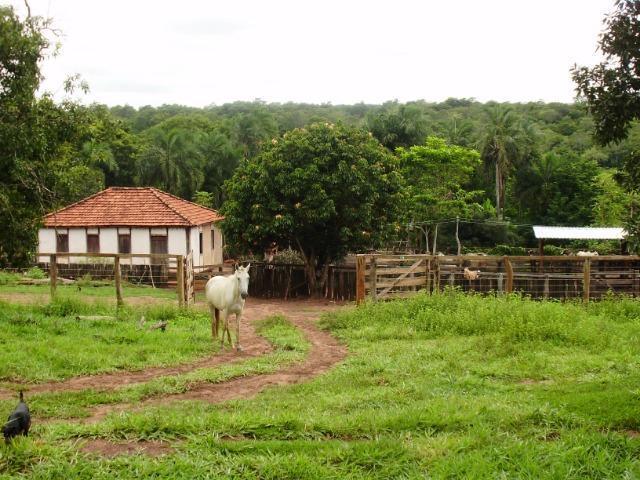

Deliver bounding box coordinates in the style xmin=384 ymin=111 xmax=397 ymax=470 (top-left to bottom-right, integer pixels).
xmin=84 ymin=300 xmax=347 ymax=423
xmin=0 ymin=300 xmax=340 ymax=399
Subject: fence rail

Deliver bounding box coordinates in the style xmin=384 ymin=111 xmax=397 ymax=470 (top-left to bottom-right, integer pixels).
xmin=193 ymin=262 xmax=357 ymax=301
xmin=356 ymin=254 xmax=640 ymax=303
xmin=35 ymin=252 xmax=190 ymax=306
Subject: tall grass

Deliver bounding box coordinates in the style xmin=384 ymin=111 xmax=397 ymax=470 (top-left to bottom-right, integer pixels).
xmin=0 ymin=298 xmax=214 ymax=383
xmin=3 ymin=292 xmax=640 ymax=478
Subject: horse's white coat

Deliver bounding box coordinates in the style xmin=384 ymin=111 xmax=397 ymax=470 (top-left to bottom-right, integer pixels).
xmin=204 ymin=264 xmax=250 ymax=350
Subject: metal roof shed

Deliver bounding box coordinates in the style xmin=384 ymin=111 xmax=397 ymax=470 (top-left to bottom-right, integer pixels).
xmin=532 ymin=226 xmax=627 ymax=255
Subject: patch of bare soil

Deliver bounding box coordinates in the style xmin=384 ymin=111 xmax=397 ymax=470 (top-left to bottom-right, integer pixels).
xmin=83 ymin=299 xmax=347 ymax=423
xmin=518 ymin=378 xmax=553 ymax=385
xmin=78 ymin=438 xmax=174 ymax=457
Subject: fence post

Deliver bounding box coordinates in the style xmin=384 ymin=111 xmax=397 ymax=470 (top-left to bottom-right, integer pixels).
xmin=426 ymin=257 xmax=432 ymax=293
xmin=504 ymin=256 xmax=513 ymax=293
xmin=356 ymin=255 xmax=366 ymax=305
xmin=49 ymin=254 xmax=57 ymax=300
xmin=497 ymin=273 xmax=504 ymax=294
xmin=583 ymin=258 xmax=591 ymax=303
xmin=177 ymin=255 xmax=185 ymax=307
xmin=369 ymin=257 xmax=377 ymax=301
xmin=543 ymin=274 xmax=550 ymax=300
xmin=114 ymin=255 xmax=123 ymax=307
xmin=434 ymin=256 xmax=441 ymax=292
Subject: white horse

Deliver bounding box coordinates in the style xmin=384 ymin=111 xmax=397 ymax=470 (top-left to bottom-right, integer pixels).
xmin=204 ymin=264 xmax=250 ymax=351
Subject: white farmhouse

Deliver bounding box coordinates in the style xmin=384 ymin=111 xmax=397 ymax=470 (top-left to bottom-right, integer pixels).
xmin=38 ymin=187 xmax=224 ymax=266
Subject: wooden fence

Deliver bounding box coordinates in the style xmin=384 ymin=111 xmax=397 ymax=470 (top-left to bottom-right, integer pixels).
xmin=193 ymin=262 xmax=357 ymax=301
xmin=356 ymin=254 xmax=640 ymax=303
xmin=38 ymin=252 xmax=191 ymax=306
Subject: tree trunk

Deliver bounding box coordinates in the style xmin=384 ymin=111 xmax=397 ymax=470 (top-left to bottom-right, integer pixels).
xmin=495 ymin=160 xmax=502 ymax=220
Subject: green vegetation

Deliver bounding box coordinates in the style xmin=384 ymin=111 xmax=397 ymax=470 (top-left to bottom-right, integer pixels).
xmin=0 ymin=298 xmax=212 ymax=383
xmin=1 ymin=293 xmax=640 ymax=477
xmin=0 ymin=314 xmax=308 ymax=421
xmin=2 ymin=2 xmax=639 ymax=266
xmin=222 ymin=122 xmax=403 ymax=292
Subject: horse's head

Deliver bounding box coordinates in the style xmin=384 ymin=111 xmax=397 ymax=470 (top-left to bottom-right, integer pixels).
xmin=235 ymin=263 xmax=251 ymax=299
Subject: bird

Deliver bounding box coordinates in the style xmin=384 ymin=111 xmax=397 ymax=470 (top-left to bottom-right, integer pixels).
xmin=3 ymin=391 xmax=31 ymax=442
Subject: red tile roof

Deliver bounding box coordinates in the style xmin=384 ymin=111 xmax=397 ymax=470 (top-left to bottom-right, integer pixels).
xmin=43 ymin=187 xmax=223 ymax=227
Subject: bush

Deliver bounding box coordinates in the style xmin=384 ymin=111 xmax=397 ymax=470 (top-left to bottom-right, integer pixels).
xmin=24 ymin=266 xmax=46 ymax=279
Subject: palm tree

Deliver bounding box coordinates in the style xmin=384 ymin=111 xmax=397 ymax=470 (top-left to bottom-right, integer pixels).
xmin=480 ymin=106 xmax=523 ymax=220
xmin=138 ymin=126 xmax=205 ymax=198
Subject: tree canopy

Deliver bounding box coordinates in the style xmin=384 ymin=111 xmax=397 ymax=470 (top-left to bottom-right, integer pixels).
xmin=572 ymin=0 xmax=640 ymax=144
xmin=221 ymin=123 xmax=403 ymax=291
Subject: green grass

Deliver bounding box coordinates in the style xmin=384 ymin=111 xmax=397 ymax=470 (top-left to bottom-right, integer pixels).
xmin=0 ymin=297 xmax=214 ymax=383
xmin=0 ymin=282 xmax=177 ymax=300
xmin=4 ymin=292 xmax=640 ymax=478
xmin=0 ymin=315 xmax=309 ymax=421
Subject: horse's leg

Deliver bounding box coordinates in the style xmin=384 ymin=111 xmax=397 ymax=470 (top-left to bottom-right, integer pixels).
xmin=208 ymin=305 xmax=217 ymax=342
xmin=235 ymin=311 xmax=242 ymax=351
xmin=214 ymin=308 xmax=220 ymax=339
xmin=220 ymin=310 xmax=228 ymax=349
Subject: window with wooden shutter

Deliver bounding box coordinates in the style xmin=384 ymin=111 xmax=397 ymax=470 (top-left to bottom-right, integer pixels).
xmin=150 ymin=235 xmax=168 ymax=254
xmin=118 ymin=234 xmax=131 ymax=254
xmin=56 ymin=233 xmax=69 ymax=253
xmin=87 ymin=234 xmax=100 ymax=253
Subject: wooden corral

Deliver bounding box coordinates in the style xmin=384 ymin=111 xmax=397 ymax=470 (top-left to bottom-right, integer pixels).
xmin=356 ymin=254 xmax=640 ymax=303
xmin=194 ymin=262 xmax=357 ymax=301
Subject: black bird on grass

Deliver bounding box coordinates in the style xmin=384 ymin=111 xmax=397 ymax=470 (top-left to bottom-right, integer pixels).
xmin=3 ymin=391 xmax=31 ymax=442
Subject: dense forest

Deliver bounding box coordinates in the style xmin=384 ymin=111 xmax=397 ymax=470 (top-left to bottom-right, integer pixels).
xmin=32 ymin=99 xmax=640 ymax=252
xmin=1 ymin=2 xmax=639 ymax=266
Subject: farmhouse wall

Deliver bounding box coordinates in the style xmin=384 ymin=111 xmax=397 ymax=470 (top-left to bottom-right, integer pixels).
xmin=100 ymin=228 xmax=118 ymax=254
xmin=131 ymin=228 xmax=151 ymax=265
xmin=69 ymin=228 xmax=86 ymax=263
xmin=168 ymin=228 xmax=187 ymax=256
xmin=213 ymin=226 xmax=223 ymax=264
xmin=202 ymin=222 xmax=213 ymax=265
xmin=190 ymin=227 xmax=201 ymax=266
xmin=37 ymin=229 xmax=56 ymax=263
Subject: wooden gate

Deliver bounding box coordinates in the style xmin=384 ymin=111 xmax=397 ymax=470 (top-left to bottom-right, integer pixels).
xmin=357 ymin=255 xmax=429 ymax=303
xmin=185 ymin=251 xmax=195 ymax=305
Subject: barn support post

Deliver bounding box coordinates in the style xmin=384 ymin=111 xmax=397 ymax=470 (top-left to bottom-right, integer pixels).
xmin=369 ymin=257 xmax=377 ymax=301
xmin=583 ymin=258 xmax=591 ymax=303
xmin=177 ymin=255 xmax=185 ymax=307
xmin=49 ymin=254 xmax=57 ymax=300
xmin=114 ymin=255 xmax=124 ymax=307
xmin=356 ymin=255 xmax=366 ymax=305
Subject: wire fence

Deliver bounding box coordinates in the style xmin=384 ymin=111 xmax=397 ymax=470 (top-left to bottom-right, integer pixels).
xmin=356 ymin=254 xmax=640 ymax=303
xmin=1 ymin=253 xmax=189 ymax=306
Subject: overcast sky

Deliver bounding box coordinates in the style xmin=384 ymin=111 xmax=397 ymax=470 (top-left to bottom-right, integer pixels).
xmin=8 ymin=0 xmax=613 ymax=107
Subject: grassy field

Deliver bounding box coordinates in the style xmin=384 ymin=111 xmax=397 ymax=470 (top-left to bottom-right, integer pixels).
xmin=3 ymin=292 xmax=640 ymax=478
xmin=0 ymin=297 xmax=214 ymax=384
xmin=0 ymin=269 xmax=179 ymax=303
